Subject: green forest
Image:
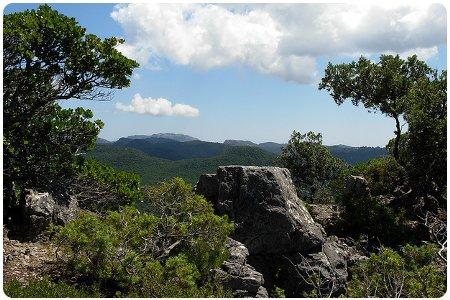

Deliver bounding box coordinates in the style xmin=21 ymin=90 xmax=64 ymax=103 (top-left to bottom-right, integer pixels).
xmin=3 ymin=5 xmax=447 ymax=298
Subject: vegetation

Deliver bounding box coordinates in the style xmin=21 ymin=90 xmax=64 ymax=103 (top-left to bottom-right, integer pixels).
xmin=3 ymin=4 xmax=138 ymax=214
xmin=347 ymin=244 xmax=446 ymax=297
xmin=71 ymin=158 xmax=142 ymax=213
xmin=88 ymin=144 xmax=277 ymax=185
xmin=48 ymin=178 xmax=233 ymax=297
xmin=319 ymin=54 xmax=437 ymax=160
xmin=278 ymin=131 xmax=346 ymax=203
xmin=4 ymin=278 xmax=99 ymax=298
xmin=389 ymin=71 xmax=447 ymax=208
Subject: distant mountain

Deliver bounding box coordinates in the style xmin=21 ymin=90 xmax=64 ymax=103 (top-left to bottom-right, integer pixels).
xmin=224 ymin=139 xmax=258 ymax=147
xmin=327 ymin=145 xmax=388 ymax=165
xmin=102 ymin=134 xmax=387 ymax=165
xmin=126 ymin=133 xmax=199 ymax=142
xmin=96 ymin=137 xmax=111 ymax=144
xmin=88 ymin=144 xmax=277 ymax=185
xmin=112 ymin=138 xmax=231 ymax=160
xmin=258 ymin=142 xmax=285 ymax=154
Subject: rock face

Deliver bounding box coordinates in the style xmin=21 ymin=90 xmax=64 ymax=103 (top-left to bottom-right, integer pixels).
xmin=20 ymin=190 xmax=79 ymax=240
xmin=211 ymin=238 xmax=268 ymax=298
xmin=196 ymin=166 xmax=368 ymax=297
xmin=343 ymin=176 xmax=371 ymax=199
xmin=308 ymin=204 xmax=344 ymax=235
xmin=195 ymin=166 xmax=325 ymax=255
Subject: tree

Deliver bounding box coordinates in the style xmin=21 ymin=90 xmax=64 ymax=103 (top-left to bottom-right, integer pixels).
xmin=319 ymin=55 xmax=437 ymax=161
xmin=388 ymin=71 xmax=447 ymax=207
xmin=278 ymin=131 xmax=345 ymax=203
xmin=3 ymin=5 xmax=138 ymax=213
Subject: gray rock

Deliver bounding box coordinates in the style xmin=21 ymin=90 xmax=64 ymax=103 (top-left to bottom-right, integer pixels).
xmin=308 ymin=204 xmax=344 ymax=234
xmin=284 ymin=236 xmax=365 ymax=296
xmin=343 ymin=176 xmax=371 ymax=199
xmin=23 ymin=190 xmax=79 ymax=240
xmin=195 ymin=166 xmax=325 ymax=255
xmin=211 ymin=238 xmax=268 ymax=298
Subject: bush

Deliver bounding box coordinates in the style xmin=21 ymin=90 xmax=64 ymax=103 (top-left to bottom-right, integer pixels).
xmin=347 ymin=244 xmax=446 ymax=297
xmin=71 ymin=158 xmax=142 ymax=212
xmin=4 ymin=278 xmax=98 ymax=298
xmin=49 ymin=178 xmax=233 ymax=297
xmin=331 ymin=157 xmax=405 ymax=199
xmin=278 ymin=131 xmax=346 ymax=203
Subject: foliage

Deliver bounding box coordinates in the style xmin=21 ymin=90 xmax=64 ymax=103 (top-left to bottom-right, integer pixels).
xmin=71 ymin=158 xmax=142 ymax=213
xmin=3 ymin=4 xmax=138 ymax=212
xmin=332 ymin=157 xmax=405 ymax=198
xmin=49 ymin=178 xmax=233 ymax=297
xmin=319 ymin=54 xmax=437 ymax=160
xmin=278 ymin=131 xmax=346 ymax=203
xmin=347 ymin=244 xmax=446 ymax=297
xmin=4 ymin=278 xmax=99 ymax=298
xmin=341 ymin=182 xmax=408 ymax=245
xmin=88 ymin=145 xmax=277 ymax=185
xmin=388 ymin=71 xmax=447 ymax=207
xmin=271 ymin=286 xmax=286 ymax=298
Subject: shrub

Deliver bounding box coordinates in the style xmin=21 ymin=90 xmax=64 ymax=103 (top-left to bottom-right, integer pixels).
xmin=347 ymin=244 xmax=446 ymax=297
xmin=331 ymin=157 xmax=405 ymax=199
xmin=278 ymin=131 xmax=346 ymax=203
xmin=4 ymin=278 xmax=99 ymax=298
xmin=71 ymin=158 xmax=142 ymax=212
xmin=49 ymin=178 xmax=233 ymax=297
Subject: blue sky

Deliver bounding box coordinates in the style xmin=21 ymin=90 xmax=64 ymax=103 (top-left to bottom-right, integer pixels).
xmin=4 ymin=3 xmax=447 ymax=146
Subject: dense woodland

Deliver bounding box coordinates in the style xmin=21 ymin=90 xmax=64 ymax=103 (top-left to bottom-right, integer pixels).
xmin=3 ymin=5 xmax=447 ymax=298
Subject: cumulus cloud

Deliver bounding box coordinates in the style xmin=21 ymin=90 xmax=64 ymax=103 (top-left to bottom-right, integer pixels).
xmin=111 ymin=3 xmax=446 ymax=84
xmin=116 ymin=94 xmax=199 ymax=117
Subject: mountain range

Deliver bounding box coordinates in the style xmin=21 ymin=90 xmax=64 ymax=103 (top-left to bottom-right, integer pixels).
xmin=96 ymin=134 xmax=387 ymax=164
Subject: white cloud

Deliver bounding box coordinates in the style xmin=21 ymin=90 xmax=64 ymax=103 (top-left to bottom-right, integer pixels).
xmin=116 ymin=94 xmax=199 ymax=117
xmin=111 ymin=3 xmax=446 ymax=84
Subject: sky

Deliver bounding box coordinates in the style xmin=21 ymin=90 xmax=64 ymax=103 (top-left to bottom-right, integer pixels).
xmin=3 ymin=2 xmax=448 ymax=146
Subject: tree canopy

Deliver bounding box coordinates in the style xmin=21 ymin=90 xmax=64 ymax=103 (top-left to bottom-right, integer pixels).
xmin=319 ymin=54 xmax=438 ymax=160
xmin=3 ymin=5 xmax=138 ymax=212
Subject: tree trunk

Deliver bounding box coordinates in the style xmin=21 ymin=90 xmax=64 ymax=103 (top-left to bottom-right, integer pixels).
xmin=393 ymin=115 xmax=401 ymax=161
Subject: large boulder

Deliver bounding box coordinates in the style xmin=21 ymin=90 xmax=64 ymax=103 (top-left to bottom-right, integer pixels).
xmin=14 ymin=190 xmax=80 ymax=241
xmin=343 ymin=176 xmax=371 ymax=199
xmin=308 ymin=204 xmax=344 ymax=235
xmin=210 ymin=238 xmax=268 ymax=298
xmin=277 ymin=236 xmax=366 ymax=297
xmin=195 ymin=166 xmax=325 ymax=255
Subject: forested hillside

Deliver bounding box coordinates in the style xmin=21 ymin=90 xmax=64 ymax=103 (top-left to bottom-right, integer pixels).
xmin=88 ymin=144 xmax=277 ymax=185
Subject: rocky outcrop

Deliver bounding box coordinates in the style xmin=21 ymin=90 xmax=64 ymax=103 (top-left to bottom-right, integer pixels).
xmin=195 ymin=166 xmax=325 ymax=255
xmin=343 ymin=176 xmax=371 ymax=199
xmin=17 ymin=190 xmax=79 ymax=241
xmin=308 ymin=204 xmax=344 ymax=235
xmin=196 ymin=166 xmax=368 ymax=297
xmin=210 ymin=238 xmax=268 ymax=298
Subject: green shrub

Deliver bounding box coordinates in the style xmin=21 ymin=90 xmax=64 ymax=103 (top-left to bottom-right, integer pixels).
xmin=271 ymin=286 xmax=286 ymax=298
xmin=49 ymin=178 xmax=233 ymax=297
xmin=4 ymin=278 xmax=98 ymax=298
xmin=331 ymin=157 xmax=405 ymax=199
xmin=278 ymin=131 xmax=346 ymax=203
xmin=347 ymin=244 xmax=446 ymax=298
xmin=71 ymin=158 xmax=142 ymax=212
xmin=341 ymin=184 xmax=408 ymax=245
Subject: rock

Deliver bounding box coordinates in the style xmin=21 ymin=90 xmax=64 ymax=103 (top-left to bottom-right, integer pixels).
xmin=13 ymin=190 xmax=80 ymax=241
xmin=281 ymin=236 xmax=366 ymax=296
xmin=210 ymin=238 xmax=268 ymax=298
xmin=195 ymin=166 xmax=325 ymax=254
xmin=343 ymin=176 xmax=371 ymax=199
xmin=308 ymin=204 xmax=344 ymax=235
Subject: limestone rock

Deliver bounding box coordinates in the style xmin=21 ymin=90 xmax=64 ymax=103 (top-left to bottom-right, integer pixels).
xmin=195 ymin=166 xmax=325 ymax=255
xmin=211 ymin=238 xmax=268 ymax=298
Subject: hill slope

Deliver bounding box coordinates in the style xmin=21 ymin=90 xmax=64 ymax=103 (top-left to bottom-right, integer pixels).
xmin=88 ymin=144 xmax=277 ymax=185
